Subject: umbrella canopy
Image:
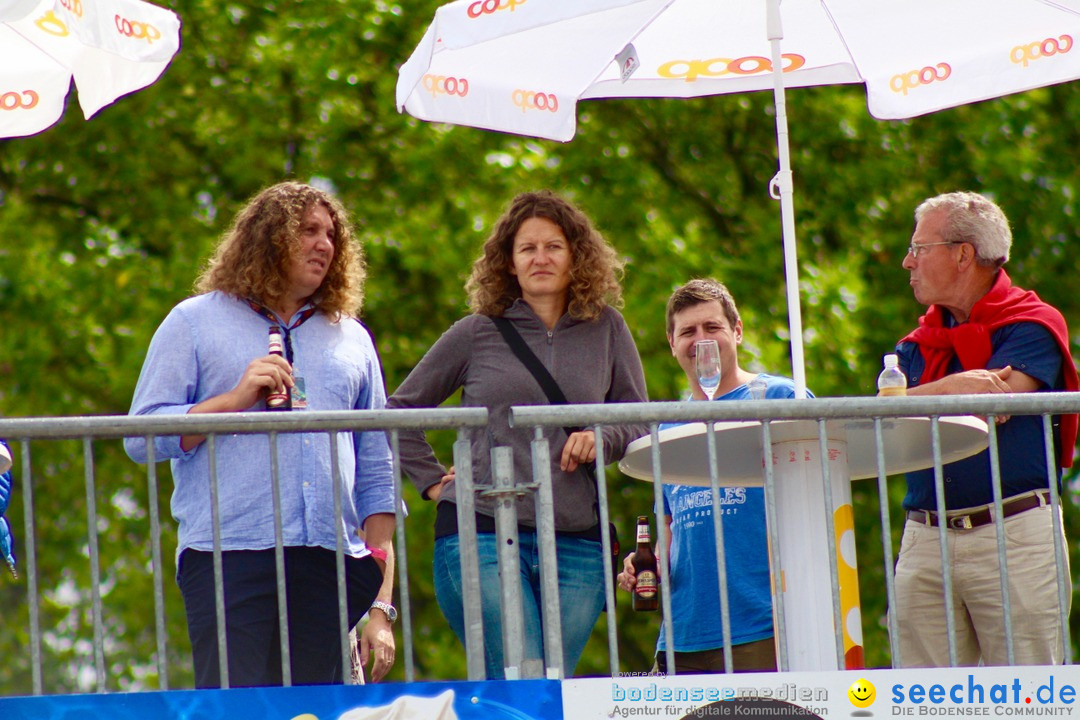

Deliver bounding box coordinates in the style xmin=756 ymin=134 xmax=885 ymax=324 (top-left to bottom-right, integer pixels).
xmin=398 ymin=0 xmax=1080 ymax=142
xmin=0 ymin=0 xmax=181 ymax=138
xmin=396 ymin=0 xmax=1080 ymax=399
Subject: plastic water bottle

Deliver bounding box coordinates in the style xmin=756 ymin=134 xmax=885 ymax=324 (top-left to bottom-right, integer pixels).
xmin=877 ymin=353 xmax=907 ymax=396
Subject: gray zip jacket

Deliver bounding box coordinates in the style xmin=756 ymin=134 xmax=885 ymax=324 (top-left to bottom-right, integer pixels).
xmin=387 ymin=299 xmax=648 ymax=532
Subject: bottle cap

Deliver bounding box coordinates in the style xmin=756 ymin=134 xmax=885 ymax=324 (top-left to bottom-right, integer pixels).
xmin=883 ymin=353 xmax=899 ymax=367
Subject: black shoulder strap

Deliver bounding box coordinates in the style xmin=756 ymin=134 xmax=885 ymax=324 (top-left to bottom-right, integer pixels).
xmin=492 ymin=319 xmax=606 ymax=558
xmin=490 ymin=316 xmax=569 ymax=406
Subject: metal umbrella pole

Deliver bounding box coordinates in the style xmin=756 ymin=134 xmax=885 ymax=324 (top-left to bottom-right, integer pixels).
xmin=767 ymin=0 xmax=809 ymax=400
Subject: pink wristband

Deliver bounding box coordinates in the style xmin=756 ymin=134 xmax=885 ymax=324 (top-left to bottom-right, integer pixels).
xmin=368 ymin=547 xmax=388 ymax=563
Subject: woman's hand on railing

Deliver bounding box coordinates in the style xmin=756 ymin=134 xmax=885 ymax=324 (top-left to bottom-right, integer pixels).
xmin=560 ymin=430 xmax=596 ymax=472
xmin=425 ymin=466 xmax=455 ymax=501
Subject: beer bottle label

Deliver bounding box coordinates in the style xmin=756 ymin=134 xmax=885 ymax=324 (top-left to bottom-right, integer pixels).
xmin=266 ymin=389 xmax=290 ymax=409
xmin=636 ymin=570 xmax=658 ymax=599
xmin=636 ymin=525 xmax=650 ymax=544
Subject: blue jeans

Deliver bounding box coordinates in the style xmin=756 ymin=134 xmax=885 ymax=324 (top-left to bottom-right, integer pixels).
xmin=433 ymin=531 xmax=605 ymax=679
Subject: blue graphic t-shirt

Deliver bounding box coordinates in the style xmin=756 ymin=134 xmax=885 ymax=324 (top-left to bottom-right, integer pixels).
xmin=657 ymin=374 xmax=805 ymax=653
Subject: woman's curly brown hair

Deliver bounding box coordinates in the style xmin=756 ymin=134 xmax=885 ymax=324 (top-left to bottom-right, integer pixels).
xmin=466 ymin=190 xmax=623 ymax=321
xmin=196 ymin=182 xmax=365 ymax=319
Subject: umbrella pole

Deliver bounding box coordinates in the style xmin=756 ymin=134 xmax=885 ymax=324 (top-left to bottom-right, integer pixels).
xmin=766 ymin=0 xmax=808 ymax=400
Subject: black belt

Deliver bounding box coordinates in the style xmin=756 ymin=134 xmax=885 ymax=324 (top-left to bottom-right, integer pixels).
xmin=907 ymin=490 xmax=1050 ymax=530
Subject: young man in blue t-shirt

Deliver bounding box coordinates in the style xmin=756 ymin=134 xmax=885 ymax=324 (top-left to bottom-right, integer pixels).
xmin=618 ymin=279 xmax=810 ymax=674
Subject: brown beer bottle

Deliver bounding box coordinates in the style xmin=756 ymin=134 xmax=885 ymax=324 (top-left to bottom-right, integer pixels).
xmin=266 ymin=326 xmax=291 ymax=411
xmin=632 ymin=515 xmax=659 ymax=611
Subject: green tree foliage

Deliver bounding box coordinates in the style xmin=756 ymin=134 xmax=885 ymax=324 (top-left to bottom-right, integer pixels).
xmin=1 ymin=0 xmax=1078 ymax=691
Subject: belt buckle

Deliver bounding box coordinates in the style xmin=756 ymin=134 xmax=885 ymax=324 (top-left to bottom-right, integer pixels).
xmin=948 ymin=515 xmax=973 ymax=530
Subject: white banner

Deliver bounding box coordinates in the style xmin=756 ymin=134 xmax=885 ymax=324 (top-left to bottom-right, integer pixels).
xmin=563 ymin=666 xmax=1078 ymax=720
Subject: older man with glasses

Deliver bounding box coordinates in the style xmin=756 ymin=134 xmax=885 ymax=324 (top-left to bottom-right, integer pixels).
xmin=889 ymin=191 xmax=1077 ymax=667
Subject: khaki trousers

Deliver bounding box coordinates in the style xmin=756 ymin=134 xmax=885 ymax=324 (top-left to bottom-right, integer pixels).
xmin=894 ymin=502 xmax=1070 ymax=667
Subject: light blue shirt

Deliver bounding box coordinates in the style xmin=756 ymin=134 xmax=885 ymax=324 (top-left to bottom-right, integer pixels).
xmin=124 ymin=292 xmax=394 ymax=559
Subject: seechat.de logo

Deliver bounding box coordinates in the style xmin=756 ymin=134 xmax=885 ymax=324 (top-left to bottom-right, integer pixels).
xmin=512 ymin=88 xmax=558 ymax=113
xmin=0 ymin=91 xmax=40 ymax=111
xmin=889 ymin=63 xmax=951 ymax=95
xmin=467 ymin=0 xmax=526 ymax=19
xmin=423 ymin=74 xmax=469 ymax=98
xmin=115 ymin=14 xmax=161 ymax=43
xmin=658 ymin=53 xmax=806 ymax=82
xmin=1011 ymin=35 xmax=1072 ymax=67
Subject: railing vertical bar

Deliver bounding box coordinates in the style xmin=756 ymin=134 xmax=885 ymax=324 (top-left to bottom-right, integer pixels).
xmin=651 ymin=423 xmax=675 ymax=675
xmin=453 ymin=430 xmax=485 ymax=680
xmin=873 ymin=419 xmax=901 ymax=666
xmin=20 ymin=439 xmax=43 ymax=696
xmin=761 ymin=421 xmax=787 ymax=671
xmin=83 ymin=437 xmax=106 ymax=692
xmin=330 ymin=430 xmax=350 ymax=683
xmin=208 ymin=434 xmax=229 ymax=688
xmin=592 ymin=424 xmax=615 ymax=679
xmin=144 ymin=436 xmax=169 ymax=689
xmin=268 ymin=431 xmax=291 ymax=686
xmin=705 ymin=421 xmax=734 ymax=673
xmin=531 ymin=428 xmax=564 ymax=679
xmin=491 ymin=446 xmax=525 ymax=678
xmin=816 ymin=420 xmax=845 ymax=669
xmin=1042 ymin=414 xmax=1071 ymax=664
xmin=985 ymin=418 xmax=1015 ymax=665
xmin=390 ymin=429 xmax=415 ymax=682
xmin=930 ymin=416 xmax=958 ymax=667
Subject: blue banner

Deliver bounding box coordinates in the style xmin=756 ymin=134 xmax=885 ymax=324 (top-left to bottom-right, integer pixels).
xmin=0 ymin=679 xmax=562 ymax=720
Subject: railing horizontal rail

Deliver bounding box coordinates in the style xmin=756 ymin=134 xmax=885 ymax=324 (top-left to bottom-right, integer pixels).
xmin=509 ymin=393 xmax=1080 ymax=427
xmin=0 ymin=408 xmax=489 ymax=440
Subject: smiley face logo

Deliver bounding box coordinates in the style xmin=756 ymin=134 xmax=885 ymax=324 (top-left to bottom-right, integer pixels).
xmin=848 ymin=679 xmax=876 ymax=708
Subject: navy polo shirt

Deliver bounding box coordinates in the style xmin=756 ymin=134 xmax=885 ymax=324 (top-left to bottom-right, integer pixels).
xmin=896 ymin=320 xmax=1064 ymax=511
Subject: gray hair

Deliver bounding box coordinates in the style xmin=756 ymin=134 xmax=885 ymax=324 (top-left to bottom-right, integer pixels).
xmin=915 ymin=191 xmax=1011 ymax=267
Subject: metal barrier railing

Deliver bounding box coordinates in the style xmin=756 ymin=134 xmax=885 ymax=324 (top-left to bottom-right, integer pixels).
xmin=0 ymin=408 xmax=488 ymax=695
xmin=510 ymin=392 xmax=1077 ymax=676
xmin=1 ymin=393 xmax=1075 ymax=693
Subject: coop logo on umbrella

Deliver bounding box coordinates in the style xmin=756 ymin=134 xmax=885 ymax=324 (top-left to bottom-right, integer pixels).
xmin=115 ymin=15 xmax=162 ymax=43
xmin=512 ymin=89 xmax=558 ymax=113
xmin=1010 ymin=35 xmax=1072 ymax=67
xmin=35 ymin=10 xmax=69 ymax=37
xmin=59 ymin=0 xmax=83 ymax=18
xmin=890 ymin=63 xmax=951 ymax=95
xmin=423 ymin=75 xmax=469 ymax=98
xmin=0 ymin=91 xmax=40 ymax=111
xmin=658 ymin=53 xmax=805 ymax=82
xmin=468 ymin=0 xmax=526 ymax=18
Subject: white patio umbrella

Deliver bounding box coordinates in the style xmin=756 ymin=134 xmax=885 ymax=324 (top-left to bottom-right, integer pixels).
xmin=396 ymin=0 xmax=1080 ymax=398
xmin=0 ymin=0 xmax=181 ymax=139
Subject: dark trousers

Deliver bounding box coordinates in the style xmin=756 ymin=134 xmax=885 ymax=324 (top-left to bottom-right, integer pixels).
xmin=178 ymin=546 xmax=382 ymax=688
xmin=655 ymin=637 xmax=777 ymax=675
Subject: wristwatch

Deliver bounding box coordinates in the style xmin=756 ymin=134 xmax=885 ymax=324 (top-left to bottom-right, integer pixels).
xmin=370 ymin=600 xmax=398 ymax=624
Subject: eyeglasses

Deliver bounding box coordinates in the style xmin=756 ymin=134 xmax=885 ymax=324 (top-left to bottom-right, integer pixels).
xmin=906 ymin=241 xmax=960 ymax=258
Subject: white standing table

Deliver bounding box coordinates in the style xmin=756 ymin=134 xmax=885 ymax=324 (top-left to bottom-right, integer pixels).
xmin=618 ymin=415 xmax=989 ymax=671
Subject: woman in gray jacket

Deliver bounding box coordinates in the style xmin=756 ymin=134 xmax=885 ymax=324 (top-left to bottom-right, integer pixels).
xmin=388 ymin=190 xmax=648 ymax=679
